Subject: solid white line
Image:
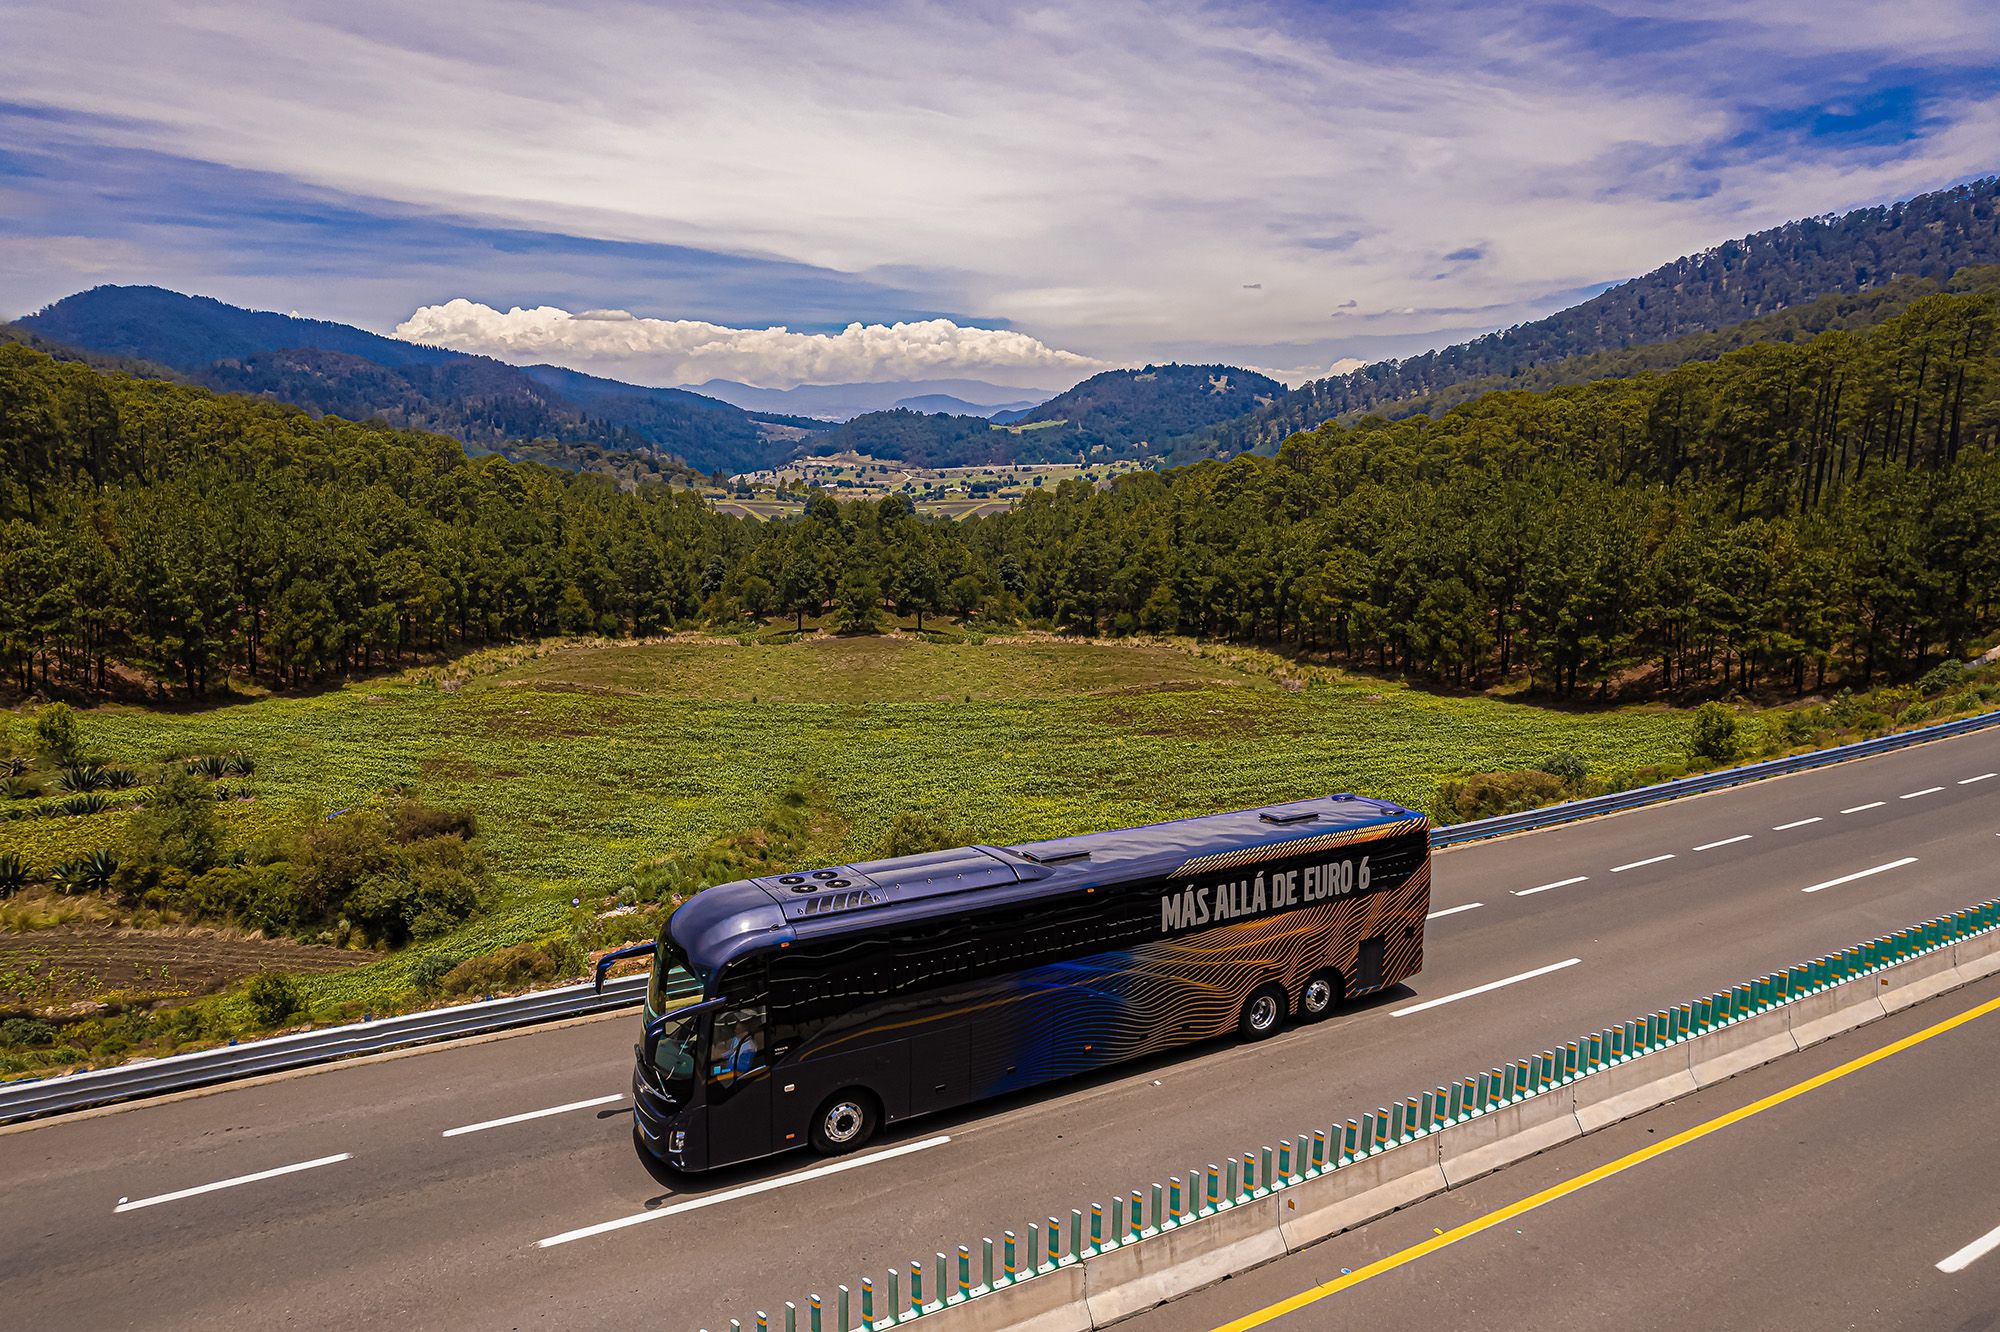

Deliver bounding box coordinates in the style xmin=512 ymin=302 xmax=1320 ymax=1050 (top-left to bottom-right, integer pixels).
xmin=1610 ymin=853 xmax=1675 ymax=873
xmin=1902 ymin=787 xmax=1945 ymax=799
xmin=1960 ymin=773 xmax=1996 ymax=785
xmin=1800 ymin=856 xmax=1919 ymax=895
xmin=442 ymin=1094 xmax=623 ymax=1137
xmin=1772 ymin=817 xmax=1823 ymax=831
xmin=1938 ymin=1220 xmax=2000 ymax=1273
xmin=536 ymin=1135 xmax=953 ymax=1248
xmin=1512 ymin=876 xmax=1587 ymax=898
xmin=1692 ymin=834 xmax=1752 ymax=851
xmin=1390 ymin=958 xmax=1581 ymax=1018
xmin=1841 ymin=802 xmax=1885 ymax=814
xmin=1426 ymin=902 xmax=1484 ymax=920
xmin=114 ymin=1153 xmax=352 ymax=1214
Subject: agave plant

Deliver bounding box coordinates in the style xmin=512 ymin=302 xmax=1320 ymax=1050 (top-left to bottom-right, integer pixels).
xmin=187 ymin=754 xmax=231 ymax=780
xmin=2 ymin=775 xmax=40 ymax=800
xmin=59 ymin=793 xmax=108 ymax=817
xmin=225 ymin=752 xmax=256 ymax=777
xmin=59 ymin=764 xmax=108 ymax=793
xmin=0 ymin=853 xmax=26 ymax=898
xmin=99 ymin=766 xmax=140 ymax=790
xmin=74 ymin=849 xmax=118 ymax=893
xmin=51 ymin=857 xmax=90 ymax=895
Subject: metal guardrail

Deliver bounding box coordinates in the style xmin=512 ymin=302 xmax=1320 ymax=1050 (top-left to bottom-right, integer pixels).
xmin=2 ymin=707 xmax=1994 ymax=1126
xmin=1430 ymin=706 xmax=2000 ymax=848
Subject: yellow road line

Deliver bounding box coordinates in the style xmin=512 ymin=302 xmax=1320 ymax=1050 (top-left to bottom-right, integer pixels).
xmin=1210 ymin=989 xmax=2000 ymax=1332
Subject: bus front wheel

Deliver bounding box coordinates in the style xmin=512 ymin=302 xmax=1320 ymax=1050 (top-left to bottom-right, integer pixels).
xmin=1299 ymin=969 xmax=1345 ymax=1022
xmin=811 ymin=1090 xmax=880 ymax=1156
xmin=1238 ymin=984 xmax=1288 ymax=1040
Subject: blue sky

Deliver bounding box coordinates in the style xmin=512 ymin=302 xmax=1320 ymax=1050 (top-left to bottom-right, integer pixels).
xmin=3 ymin=1 xmax=1997 ymax=389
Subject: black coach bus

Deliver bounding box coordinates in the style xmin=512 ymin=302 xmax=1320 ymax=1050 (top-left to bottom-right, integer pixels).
xmin=594 ymin=795 xmax=1430 ymax=1172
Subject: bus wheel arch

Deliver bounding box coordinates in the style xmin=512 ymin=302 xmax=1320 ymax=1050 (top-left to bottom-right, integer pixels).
xmin=810 ymin=1088 xmax=882 ymax=1155
xmin=1238 ymin=983 xmax=1289 ymax=1040
xmin=1299 ymin=968 xmax=1345 ymax=1022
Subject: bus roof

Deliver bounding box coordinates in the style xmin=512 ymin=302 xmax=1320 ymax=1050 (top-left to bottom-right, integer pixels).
xmin=666 ymin=795 xmax=1425 ymax=981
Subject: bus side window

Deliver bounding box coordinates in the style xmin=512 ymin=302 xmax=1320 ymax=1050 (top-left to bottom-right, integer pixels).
xmin=710 ymin=1004 xmax=768 ymax=1080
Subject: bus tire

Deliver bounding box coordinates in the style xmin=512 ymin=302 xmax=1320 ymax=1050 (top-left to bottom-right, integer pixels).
xmin=810 ymin=1090 xmax=880 ymax=1156
xmin=1298 ymin=969 xmax=1344 ymax=1022
xmin=1238 ymin=984 xmax=1288 ymax=1040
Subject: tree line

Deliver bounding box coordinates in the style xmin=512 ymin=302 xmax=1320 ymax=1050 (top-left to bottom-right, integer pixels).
xmin=1 ymin=287 xmax=1996 ymax=700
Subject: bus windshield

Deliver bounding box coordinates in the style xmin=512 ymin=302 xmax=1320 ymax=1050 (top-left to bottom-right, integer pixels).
xmin=647 ymin=1006 xmax=701 ymax=1103
xmin=648 ymin=933 xmax=702 ymax=1012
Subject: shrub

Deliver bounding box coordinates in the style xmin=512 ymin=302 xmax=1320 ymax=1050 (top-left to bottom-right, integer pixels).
xmin=1535 ymin=752 xmax=1588 ymax=788
xmin=411 ymin=952 xmax=462 ymax=996
xmin=0 ymin=853 xmax=25 ymax=897
xmin=0 ymin=1018 xmax=57 ymax=1047
xmin=388 ymin=799 xmax=477 ymax=843
xmin=1772 ymin=710 xmax=1816 ymax=748
xmin=878 ymin=808 xmax=973 ymax=859
xmin=33 ymin=703 xmax=83 ymax=766
xmin=1687 ymin=702 xmax=1739 ymax=763
xmin=440 ymin=939 xmax=567 ymax=997
xmin=243 ymin=972 xmax=300 ymax=1027
xmin=122 ymin=765 xmax=223 ymax=872
xmin=1433 ymin=769 xmax=1568 ymax=824
xmin=1917 ymin=659 xmax=1967 ymax=697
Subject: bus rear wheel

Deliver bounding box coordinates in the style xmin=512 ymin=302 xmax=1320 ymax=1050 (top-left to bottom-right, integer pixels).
xmin=1299 ymin=969 xmax=1344 ymax=1022
xmin=1238 ymin=984 xmax=1288 ymax=1040
xmin=810 ymin=1090 xmax=880 ymax=1156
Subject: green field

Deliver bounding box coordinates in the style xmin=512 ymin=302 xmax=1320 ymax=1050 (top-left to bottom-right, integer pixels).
xmin=2 ymin=634 xmax=1698 ymax=1010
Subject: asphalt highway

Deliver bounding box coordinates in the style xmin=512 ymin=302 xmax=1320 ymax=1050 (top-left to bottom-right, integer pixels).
xmin=1 ymin=728 xmax=1996 ymax=1330
xmin=1133 ymin=966 xmax=2000 ymax=1332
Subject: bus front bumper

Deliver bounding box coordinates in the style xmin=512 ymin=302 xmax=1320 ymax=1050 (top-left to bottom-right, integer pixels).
xmin=631 ymin=1056 xmax=699 ymax=1170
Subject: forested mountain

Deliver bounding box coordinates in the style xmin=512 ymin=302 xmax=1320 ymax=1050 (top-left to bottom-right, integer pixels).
xmin=4 ymin=284 xmax=1995 ymax=703
xmin=18 ymin=286 xmax=822 ymax=474
xmin=808 ymin=362 xmax=1280 ymax=466
xmin=1190 ymin=175 xmax=2000 ymax=457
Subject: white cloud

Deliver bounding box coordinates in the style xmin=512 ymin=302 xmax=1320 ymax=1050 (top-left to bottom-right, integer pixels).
xmin=395 ymin=299 xmax=1102 ymax=389
xmin=5 ymin=1 xmax=1999 ymax=371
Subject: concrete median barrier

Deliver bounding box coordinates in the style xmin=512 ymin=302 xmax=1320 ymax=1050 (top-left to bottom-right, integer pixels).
xmin=1954 ymin=930 xmax=2000 ymax=983
xmin=1435 ymin=1088 xmax=1582 ymax=1188
xmin=1785 ymin=981 xmax=1888 ymax=1049
xmin=916 ymin=1267 xmax=1091 ymax=1332
xmin=1877 ymin=948 xmax=1964 ymax=1014
xmin=1081 ymin=1196 xmax=1286 ymax=1326
xmin=1277 ymin=1141 xmax=1448 ymax=1249
xmin=1686 ymin=1006 xmax=1798 ymax=1087
xmin=1572 ymin=1046 xmax=1698 ymax=1132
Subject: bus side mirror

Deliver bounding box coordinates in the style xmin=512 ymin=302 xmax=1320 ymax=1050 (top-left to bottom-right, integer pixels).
xmin=593 ymin=942 xmax=658 ymax=995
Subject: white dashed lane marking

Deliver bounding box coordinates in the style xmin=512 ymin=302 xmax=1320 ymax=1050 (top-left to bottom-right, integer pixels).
xmin=1692 ymin=834 xmax=1752 ymax=851
xmin=1610 ymin=854 xmax=1675 ymax=873
xmin=1390 ymin=958 xmax=1582 ymax=1019
xmin=1772 ymin=817 xmax=1822 ymax=831
xmin=116 ymin=1154 xmax=353 ymax=1214
xmin=1800 ymin=857 xmax=1919 ymax=895
xmin=1512 ymin=876 xmax=1587 ymax=898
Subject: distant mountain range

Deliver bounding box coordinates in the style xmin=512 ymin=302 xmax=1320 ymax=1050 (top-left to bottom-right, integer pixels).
xmin=17 ymin=286 xmax=827 ymax=475
xmin=1182 ymin=174 xmax=2000 ymax=459
xmin=18 ymin=175 xmax=2000 ymax=481
xmin=688 ymin=378 xmax=1053 ymax=421
xmin=805 ymin=363 xmax=1285 ymax=467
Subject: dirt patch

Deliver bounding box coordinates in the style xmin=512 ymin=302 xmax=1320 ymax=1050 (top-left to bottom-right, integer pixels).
xmin=0 ymin=927 xmax=374 ymax=1012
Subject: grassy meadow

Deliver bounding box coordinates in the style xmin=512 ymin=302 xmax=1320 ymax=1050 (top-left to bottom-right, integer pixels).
xmin=2 ymin=634 xmax=1699 ymax=1014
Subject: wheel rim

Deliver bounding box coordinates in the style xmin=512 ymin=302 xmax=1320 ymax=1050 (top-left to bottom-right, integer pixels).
xmin=1304 ymin=978 xmax=1333 ymax=1012
xmin=823 ymin=1101 xmax=865 ymax=1144
xmin=1249 ymin=994 xmax=1280 ymax=1031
